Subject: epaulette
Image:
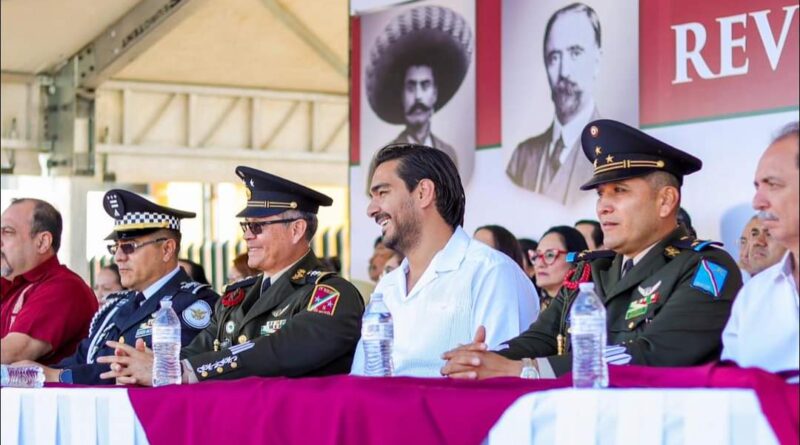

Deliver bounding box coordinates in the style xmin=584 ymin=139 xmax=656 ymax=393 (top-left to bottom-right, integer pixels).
xmin=180 ymin=281 xmax=212 ymax=295
xmin=224 ymin=275 xmax=259 ymax=294
xmin=305 ymin=269 xmax=335 ymax=285
xmin=88 ymin=291 xmax=129 ymax=334
xmin=566 ymin=249 xmax=616 ymax=263
xmin=668 ymin=236 xmax=723 ymax=258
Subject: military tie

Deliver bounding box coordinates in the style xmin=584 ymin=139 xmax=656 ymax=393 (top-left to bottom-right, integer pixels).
xmin=260 ymin=277 xmax=271 ymax=295
xmin=622 ymin=259 xmax=634 ymax=278
xmin=133 ymin=291 xmax=146 ymax=307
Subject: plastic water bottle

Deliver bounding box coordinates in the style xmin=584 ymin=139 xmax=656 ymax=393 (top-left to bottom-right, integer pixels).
xmin=1 ymin=364 xmax=45 ymax=388
xmin=570 ymin=282 xmax=608 ymax=388
xmin=361 ymin=293 xmax=394 ymax=376
xmin=152 ymin=300 xmax=182 ymax=387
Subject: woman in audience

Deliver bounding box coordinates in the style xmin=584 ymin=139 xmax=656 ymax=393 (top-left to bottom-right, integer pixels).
xmin=93 ymin=264 xmax=124 ymax=305
xmin=228 ymin=252 xmax=259 ymax=282
xmin=179 ymin=258 xmax=210 ymax=284
xmin=517 ymin=238 xmax=539 ymax=284
xmin=531 ymin=226 xmax=588 ymax=312
xmin=473 ymin=225 xmax=525 ymax=270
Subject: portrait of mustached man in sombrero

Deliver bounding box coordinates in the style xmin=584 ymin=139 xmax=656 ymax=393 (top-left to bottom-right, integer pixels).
xmin=366 ymin=5 xmax=473 ymax=169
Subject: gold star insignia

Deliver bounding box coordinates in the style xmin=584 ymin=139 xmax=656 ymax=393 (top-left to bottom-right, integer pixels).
xmin=291 ymin=268 xmax=307 ymax=281
xmin=665 ymin=246 xmax=680 ymax=258
xmin=606 ymin=155 xmax=614 ymax=163
xmin=595 ymin=146 xmax=602 ymax=155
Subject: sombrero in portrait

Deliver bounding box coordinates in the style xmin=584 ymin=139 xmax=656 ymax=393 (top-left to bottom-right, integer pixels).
xmin=365 ymin=5 xmax=473 ymax=125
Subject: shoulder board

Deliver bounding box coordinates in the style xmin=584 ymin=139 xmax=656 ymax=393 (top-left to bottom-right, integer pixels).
xmin=669 ymin=237 xmax=723 ymax=255
xmin=224 ymin=275 xmax=259 ymax=293
xmin=180 ymin=281 xmax=212 ymax=295
xmin=566 ymin=249 xmax=616 ymax=264
xmin=305 ymin=269 xmax=336 ymax=285
xmin=89 ymin=292 xmax=129 ymax=333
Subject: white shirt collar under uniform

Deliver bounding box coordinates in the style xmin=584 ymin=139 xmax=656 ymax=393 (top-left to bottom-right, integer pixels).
xmin=142 ymin=266 xmax=181 ymax=300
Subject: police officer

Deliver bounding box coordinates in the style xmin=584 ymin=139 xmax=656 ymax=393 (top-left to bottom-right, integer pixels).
xmin=19 ymin=190 xmax=219 ymax=384
xmin=441 ymin=119 xmax=742 ymax=379
xmin=99 ymin=167 xmax=364 ymax=385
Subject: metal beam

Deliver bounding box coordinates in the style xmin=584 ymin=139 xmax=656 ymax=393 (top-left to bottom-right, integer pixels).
xmin=258 ymin=0 xmax=347 ymax=78
xmin=260 ymin=101 xmax=301 ymax=150
xmin=74 ymin=0 xmax=208 ymax=89
xmin=134 ymin=93 xmax=177 ymax=144
xmin=199 ymin=97 xmax=242 ymax=147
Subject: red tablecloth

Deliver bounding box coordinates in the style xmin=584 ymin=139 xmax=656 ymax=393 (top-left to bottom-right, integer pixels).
xmin=126 ymin=364 xmax=798 ymax=445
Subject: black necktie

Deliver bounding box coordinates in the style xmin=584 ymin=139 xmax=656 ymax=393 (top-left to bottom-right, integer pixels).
xmin=134 ymin=292 xmax=146 ymax=307
xmin=622 ymin=259 xmax=634 ymax=278
xmin=260 ymin=277 xmax=271 ymax=296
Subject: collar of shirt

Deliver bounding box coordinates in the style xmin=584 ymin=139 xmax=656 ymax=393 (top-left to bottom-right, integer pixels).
xmin=405 ymin=132 xmax=434 ymax=147
xmin=389 ymin=227 xmax=469 ymax=299
xmin=776 ymin=251 xmax=799 ymax=306
xmin=621 ymin=240 xmax=660 ymax=272
xmin=141 ymin=266 xmax=181 ymax=300
xmin=551 ymin=99 xmax=596 ymax=164
xmin=2 ymin=256 xmax=60 ymax=300
xmin=261 ymin=251 xmax=309 ymax=293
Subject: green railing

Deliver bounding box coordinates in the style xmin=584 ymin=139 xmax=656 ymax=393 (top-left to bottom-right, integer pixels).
xmin=88 ymin=227 xmax=344 ymax=293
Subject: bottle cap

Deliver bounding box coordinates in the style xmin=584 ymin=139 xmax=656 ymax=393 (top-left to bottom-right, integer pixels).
xmin=578 ymin=282 xmax=596 ymax=292
xmin=160 ymin=300 xmax=173 ymax=308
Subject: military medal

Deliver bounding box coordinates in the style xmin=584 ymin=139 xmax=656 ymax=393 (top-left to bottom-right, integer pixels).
xmin=213 ymin=339 xmax=220 ymax=352
xmin=557 ymin=334 xmax=565 ymax=355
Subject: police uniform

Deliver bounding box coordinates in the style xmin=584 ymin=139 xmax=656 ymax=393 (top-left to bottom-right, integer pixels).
xmin=53 ymin=190 xmax=219 ymax=384
xmin=181 ymin=167 xmax=364 ymax=381
xmin=496 ymin=120 xmax=742 ymax=376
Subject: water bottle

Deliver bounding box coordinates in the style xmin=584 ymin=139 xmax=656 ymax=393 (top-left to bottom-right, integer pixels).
xmin=152 ymin=300 xmax=182 ymax=387
xmin=361 ymin=293 xmax=394 ymax=376
xmin=1 ymin=364 xmax=45 ymax=388
xmin=570 ymin=282 xmax=608 ymax=388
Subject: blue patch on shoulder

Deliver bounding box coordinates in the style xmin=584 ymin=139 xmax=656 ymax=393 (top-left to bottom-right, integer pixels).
xmin=566 ymin=252 xmax=578 ymax=263
xmin=691 ymin=260 xmax=728 ymax=298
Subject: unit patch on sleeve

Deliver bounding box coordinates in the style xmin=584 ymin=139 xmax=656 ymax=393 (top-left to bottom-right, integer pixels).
xmin=306 ymin=284 xmax=341 ymax=316
xmin=691 ymin=259 xmax=728 ymax=298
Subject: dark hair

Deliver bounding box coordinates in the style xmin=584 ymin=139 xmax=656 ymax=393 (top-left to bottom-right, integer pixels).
xmin=475 ymin=225 xmax=525 ymax=270
xmin=320 ymin=256 xmax=342 ymax=274
xmin=677 ymin=207 xmax=697 ymax=238
xmin=574 ymin=219 xmax=603 ymax=249
xmin=371 ymin=143 xmax=465 ymax=228
xmin=541 ymin=225 xmax=589 ymax=254
xmin=518 ymin=238 xmax=539 ymax=268
xmin=179 ymin=259 xmax=209 ymax=285
xmin=374 ymin=236 xmax=385 ymax=248
xmin=544 ymin=3 xmax=601 ymax=57
xmin=282 ymin=210 xmax=318 ymax=242
xmin=11 ymin=198 xmax=63 ymax=253
xmin=103 ymin=263 xmax=121 ymax=281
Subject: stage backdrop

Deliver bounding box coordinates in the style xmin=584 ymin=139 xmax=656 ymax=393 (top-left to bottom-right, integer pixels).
xmin=349 ymin=0 xmax=799 ymax=282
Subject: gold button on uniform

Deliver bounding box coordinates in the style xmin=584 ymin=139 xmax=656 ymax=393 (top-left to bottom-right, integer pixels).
xmin=231 ymin=362 xmax=238 ymax=369
xmin=216 ymin=367 xmax=224 ymax=374
xmin=201 ymin=371 xmax=208 ymax=378
xmin=628 ymin=321 xmax=635 ymax=330
xmin=238 ymin=335 xmax=248 ymax=344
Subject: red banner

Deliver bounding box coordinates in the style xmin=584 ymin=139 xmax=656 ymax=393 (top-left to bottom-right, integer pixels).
xmin=476 ymin=0 xmax=502 ymax=148
xmin=350 ymin=16 xmax=361 ymax=165
xmin=640 ymin=0 xmax=799 ymax=127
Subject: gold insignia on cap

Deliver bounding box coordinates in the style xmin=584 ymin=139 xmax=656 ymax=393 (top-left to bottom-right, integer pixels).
xmin=238 ymin=335 xmax=248 ymax=344
xmin=656 ymin=160 xmax=665 ymax=168
xmin=595 ymin=146 xmax=602 ymax=155
xmin=606 ymin=155 xmax=614 ymax=163
xmin=291 ymin=268 xmax=307 ymax=281
xmin=590 ymin=125 xmax=599 ymax=137
xmin=628 ymin=321 xmax=635 ymax=330
xmin=246 ymin=188 xmax=252 ymax=200
xmin=665 ymin=246 xmax=680 ymax=258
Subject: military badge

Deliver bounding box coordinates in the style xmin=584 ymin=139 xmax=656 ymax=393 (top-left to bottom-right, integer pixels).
xmin=225 ymin=320 xmax=236 ymax=334
xmin=291 ymin=268 xmax=307 ymax=281
xmin=665 ymin=246 xmax=680 ymax=258
xmin=271 ymin=304 xmax=291 ymax=317
xmin=307 ymin=285 xmax=341 ymax=316
xmin=691 ymin=259 xmax=728 ymax=298
xmin=260 ymin=319 xmax=287 ymax=336
xmin=182 ymin=300 xmax=212 ymax=329
xmin=637 ymin=281 xmax=662 ymax=298
xmin=222 ymin=288 xmax=245 ymax=307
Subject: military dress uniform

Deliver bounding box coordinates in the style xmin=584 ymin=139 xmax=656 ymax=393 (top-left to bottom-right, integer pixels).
xmin=54 ymin=189 xmax=220 ymax=384
xmin=496 ymin=119 xmax=743 ymax=376
xmin=180 ymin=166 xmax=364 ymax=381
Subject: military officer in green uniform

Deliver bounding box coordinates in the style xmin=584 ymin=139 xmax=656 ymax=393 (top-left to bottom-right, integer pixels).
xmin=441 ymin=119 xmax=742 ymax=379
xmin=99 ymin=166 xmax=365 ymax=385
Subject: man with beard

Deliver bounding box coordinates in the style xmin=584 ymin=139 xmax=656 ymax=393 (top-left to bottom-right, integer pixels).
xmin=506 ymin=3 xmax=602 ymax=205
xmin=722 ymin=122 xmax=799 ymax=374
xmin=350 ymin=144 xmax=538 ymax=377
xmin=366 ymin=5 xmax=472 ymax=169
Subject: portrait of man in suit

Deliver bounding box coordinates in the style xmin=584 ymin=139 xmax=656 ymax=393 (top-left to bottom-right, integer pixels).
xmin=365 ymin=4 xmax=473 ymax=169
xmin=506 ymin=2 xmax=602 ymax=205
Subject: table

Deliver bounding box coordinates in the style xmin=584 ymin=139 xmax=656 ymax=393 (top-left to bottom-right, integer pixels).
xmin=1 ymin=364 xmax=797 ymax=445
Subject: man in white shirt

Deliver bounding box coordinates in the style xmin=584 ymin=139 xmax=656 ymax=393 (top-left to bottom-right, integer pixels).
xmin=506 ymin=3 xmax=602 ymax=205
xmin=352 ymin=143 xmax=539 ymax=377
xmin=722 ymin=122 xmax=799 ymax=374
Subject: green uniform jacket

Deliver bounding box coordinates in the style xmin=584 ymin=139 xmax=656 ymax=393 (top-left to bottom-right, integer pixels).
xmin=497 ymin=228 xmax=742 ymax=376
xmin=182 ymin=251 xmax=364 ymax=381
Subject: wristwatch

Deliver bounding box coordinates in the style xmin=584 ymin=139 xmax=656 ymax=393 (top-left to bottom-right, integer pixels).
xmin=58 ymin=368 xmax=74 ymax=384
xmin=520 ymin=358 xmax=540 ymax=379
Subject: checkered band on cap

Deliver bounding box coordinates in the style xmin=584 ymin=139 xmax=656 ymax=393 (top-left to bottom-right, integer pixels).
xmin=114 ymin=211 xmax=180 ymax=232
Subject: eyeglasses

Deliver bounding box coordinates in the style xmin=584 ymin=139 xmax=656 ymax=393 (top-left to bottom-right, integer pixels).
xmin=529 ymin=249 xmax=568 ymax=266
xmin=108 ymin=238 xmax=167 ymax=255
xmin=239 ymin=218 xmax=301 ymax=235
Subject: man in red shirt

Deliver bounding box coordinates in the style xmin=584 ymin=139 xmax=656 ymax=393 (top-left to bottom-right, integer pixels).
xmin=1 ymin=198 xmax=98 ymax=365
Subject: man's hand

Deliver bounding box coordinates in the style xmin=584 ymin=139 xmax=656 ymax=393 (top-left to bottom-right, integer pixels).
xmin=440 ymin=326 xmax=522 ymax=379
xmin=10 ymin=360 xmax=61 ymax=382
xmin=96 ymin=339 xmax=154 ymax=386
